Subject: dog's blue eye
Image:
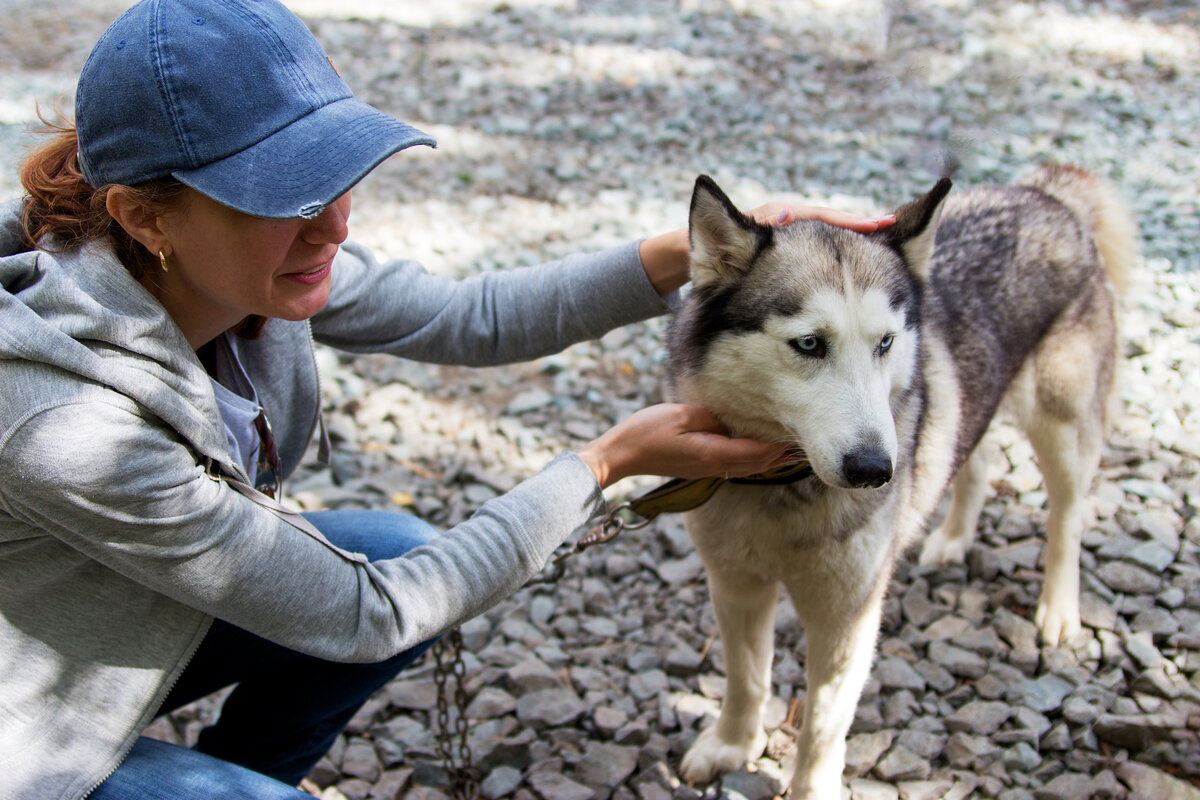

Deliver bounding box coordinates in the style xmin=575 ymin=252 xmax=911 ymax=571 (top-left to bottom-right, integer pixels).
xmin=879 ymin=334 xmax=894 ymax=353
xmin=790 ymin=336 xmax=826 ymax=359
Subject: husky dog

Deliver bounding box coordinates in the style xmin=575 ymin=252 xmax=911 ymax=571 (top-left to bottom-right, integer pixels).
xmin=669 ymin=165 xmax=1136 ymax=797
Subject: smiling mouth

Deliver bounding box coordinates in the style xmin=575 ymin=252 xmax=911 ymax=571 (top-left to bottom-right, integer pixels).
xmin=283 ymin=260 xmax=332 ymax=285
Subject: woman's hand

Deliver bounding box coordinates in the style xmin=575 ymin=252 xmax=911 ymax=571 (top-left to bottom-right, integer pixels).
xmin=639 ymin=203 xmax=895 ymax=297
xmin=577 ymin=404 xmax=797 ymax=489
xmin=748 ymin=202 xmax=896 ymax=232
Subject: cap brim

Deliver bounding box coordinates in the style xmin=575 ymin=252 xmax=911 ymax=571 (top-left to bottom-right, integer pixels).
xmin=172 ymin=97 xmax=436 ymax=219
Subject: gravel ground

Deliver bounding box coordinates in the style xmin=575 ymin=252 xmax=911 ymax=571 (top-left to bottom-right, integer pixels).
xmin=2 ymin=1 xmax=1199 ymax=799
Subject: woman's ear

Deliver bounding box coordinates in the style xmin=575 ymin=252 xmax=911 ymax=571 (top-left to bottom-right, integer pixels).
xmin=105 ymin=186 xmax=171 ymax=257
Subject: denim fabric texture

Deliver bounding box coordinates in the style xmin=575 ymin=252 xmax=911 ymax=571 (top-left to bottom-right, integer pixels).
xmin=74 ymin=0 xmax=434 ymax=218
xmin=92 ymin=510 xmax=441 ymax=798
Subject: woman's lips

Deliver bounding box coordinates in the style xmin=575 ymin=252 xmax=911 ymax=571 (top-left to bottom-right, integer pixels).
xmin=282 ymin=259 xmax=332 ymax=285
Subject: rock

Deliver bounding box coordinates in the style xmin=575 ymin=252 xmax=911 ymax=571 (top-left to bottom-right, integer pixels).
xmin=341 ymin=739 xmax=381 ymax=784
xmin=481 ymin=766 xmax=523 ymax=800
xmin=1093 ymin=713 xmax=1177 ymax=749
xmin=1023 ymin=674 xmax=1075 ymax=714
xmin=846 ymin=731 xmax=896 ymax=777
xmin=574 ymin=742 xmax=639 ymax=790
xmin=851 ymin=778 xmax=900 ymax=800
xmin=944 ymin=700 xmax=1013 ymax=735
xmin=874 ymin=744 xmax=931 ymax=783
xmin=876 ymin=656 xmax=927 ymax=692
xmin=1096 ymin=561 xmax=1162 ymax=594
xmin=507 ymin=659 xmax=562 ymax=695
xmin=1115 ymin=761 xmax=1200 ymax=800
xmin=527 ymin=771 xmax=594 ymax=800
xmin=720 ymin=770 xmax=780 ymax=800
xmin=929 ymin=644 xmax=988 ymax=679
xmin=516 ymin=689 xmax=586 ymax=728
xmin=466 ymin=687 xmax=519 ymax=720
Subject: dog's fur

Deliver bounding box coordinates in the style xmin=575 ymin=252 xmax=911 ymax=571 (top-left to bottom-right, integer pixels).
xmin=668 ymin=165 xmax=1136 ymax=797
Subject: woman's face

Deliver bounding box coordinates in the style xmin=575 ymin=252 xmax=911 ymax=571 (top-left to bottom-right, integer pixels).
xmin=150 ymin=188 xmax=351 ymax=349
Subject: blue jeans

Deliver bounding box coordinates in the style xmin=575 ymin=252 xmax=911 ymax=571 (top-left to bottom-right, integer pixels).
xmin=91 ymin=510 xmax=441 ymax=800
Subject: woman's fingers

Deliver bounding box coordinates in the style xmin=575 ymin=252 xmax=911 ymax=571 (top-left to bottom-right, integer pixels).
xmin=746 ymin=202 xmax=896 ymax=232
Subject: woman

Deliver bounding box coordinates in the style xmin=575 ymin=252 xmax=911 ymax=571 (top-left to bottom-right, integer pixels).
xmin=0 ymin=1 xmax=893 ymax=798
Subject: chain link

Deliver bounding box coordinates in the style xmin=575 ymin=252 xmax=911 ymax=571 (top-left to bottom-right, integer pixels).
xmin=432 ymin=628 xmax=478 ymax=800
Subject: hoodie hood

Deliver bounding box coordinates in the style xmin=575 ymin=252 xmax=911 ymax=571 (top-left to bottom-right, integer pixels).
xmin=0 ymin=197 xmax=233 ymax=470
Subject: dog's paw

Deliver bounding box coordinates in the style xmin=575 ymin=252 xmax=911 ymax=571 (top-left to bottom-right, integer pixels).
xmin=1035 ymin=597 xmax=1083 ymax=646
xmin=680 ymin=726 xmax=766 ymax=785
xmin=917 ymin=528 xmax=967 ymax=567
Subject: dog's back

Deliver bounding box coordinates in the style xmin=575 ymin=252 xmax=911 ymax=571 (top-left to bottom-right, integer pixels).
xmin=919 ymin=164 xmax=1135 ymax=479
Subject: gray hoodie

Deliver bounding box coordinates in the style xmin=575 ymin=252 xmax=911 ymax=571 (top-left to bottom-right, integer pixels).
xmin=0 ymin=197 xmax=671 ymax=799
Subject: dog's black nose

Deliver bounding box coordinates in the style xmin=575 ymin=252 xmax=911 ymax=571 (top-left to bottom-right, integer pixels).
xmin=842 ymin=450 xmax=892 ymax=488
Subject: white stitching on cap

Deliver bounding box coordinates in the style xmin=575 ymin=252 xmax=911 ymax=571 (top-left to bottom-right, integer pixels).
xmin=297 ymin=202 xmax=324 ymax=219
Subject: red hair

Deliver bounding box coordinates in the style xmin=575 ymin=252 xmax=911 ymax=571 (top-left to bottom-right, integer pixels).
xmin=19 ymin=114 xmax=266 ymax=338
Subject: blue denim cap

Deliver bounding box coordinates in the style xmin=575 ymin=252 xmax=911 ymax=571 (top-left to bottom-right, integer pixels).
xmin=75 ymin=0 xmax=436 ymax=219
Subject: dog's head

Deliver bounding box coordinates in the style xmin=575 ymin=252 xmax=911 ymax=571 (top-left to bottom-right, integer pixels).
xmin=670 ymin=175 xmax=951 ymax=490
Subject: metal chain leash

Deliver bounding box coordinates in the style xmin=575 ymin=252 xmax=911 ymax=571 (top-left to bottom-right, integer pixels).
xmin=427 ymin=464 xmax=813 ymax=797
xmin=432 ymin=627 xmax=479 ymax=800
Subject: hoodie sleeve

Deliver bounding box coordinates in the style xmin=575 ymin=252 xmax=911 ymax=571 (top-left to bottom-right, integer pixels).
xmin=0 ymin=397 xmax=604 ymax=662
xmin=311 ymin=240 xmax=677 ymax=366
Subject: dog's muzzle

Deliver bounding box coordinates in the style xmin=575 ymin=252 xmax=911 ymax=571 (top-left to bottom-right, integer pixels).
xmin=842 ymin=449 xmax=893 ymax=488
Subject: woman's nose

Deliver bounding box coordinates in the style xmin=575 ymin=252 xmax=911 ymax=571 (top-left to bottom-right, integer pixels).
xmin=303 ymin=193 xmax=351 ymax=244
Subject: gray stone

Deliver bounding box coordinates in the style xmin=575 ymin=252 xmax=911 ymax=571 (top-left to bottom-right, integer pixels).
xmin=850 ymin=778 xmax=900 ymax=800
xmin=846 ymin=731 xmax=896 ymax=776
xmin=574 ymin=742 xmax=639 ymax=790
xmin=943 ymin=733 xmax=1001 ymax=769
xmin=593 ymin=706 xmax=628 ymax=739
xmin=1096 ymin=561 xmax=1162 ymax=593
xmin=902 ymin=579 xmax=947 ymax=627
xmin=466 ymin=687 xmax=519 ymax=720
xmin=1023 ymin=674 xmax=1075 ymax=714
xmin=628 ymin=669 xmax=670 ymax=701
xmin=896 ymin=780 xmax=955 ymax=800
xmin=386 ymin=679 xmax=439 ymax=711
xmin=874 ymin=744 xmax=931 ymax=782
xmin=507 ymin=659 xmax=562 ymax=695
xmin=945 ymin=700 xmax=1012 ymax=735
xmin=991 ymin=607 xmax=1039 ymax=653
xmin=341 ymin=739 xmax=381 ymax=784
xmin=720 ymin=770 xmax=781 ymax=800
xmin=528 ymin=771 xmax=594 ymax=800
xmin=1002 ymin=741 xmax=1042 ymax=773
xmin=896 ymin=729 xmax=946 ymax=759
xmin=1033 ymin=773 xmax=1096 ymax=800
xmin=929 ymin=644 xmax=988 ymax=679
xmin=481 ymin=766 xmax=524 ymax=800
xmin=1093 ymin=713 xmax=1177 ymax=749
xmin=1115 ymin=761 xmax=1200 ymax=800
xmin=515 ymin=688 xmax=586 ymax=728
xmin=654 ymin=553 xmax=704 ymax=586
xmin=876 ymin=655 xmax=927 ymax=692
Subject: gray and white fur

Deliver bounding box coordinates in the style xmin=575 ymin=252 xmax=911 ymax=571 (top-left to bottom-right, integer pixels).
xmin=669 ymin=164 xmax=1136 ymax=797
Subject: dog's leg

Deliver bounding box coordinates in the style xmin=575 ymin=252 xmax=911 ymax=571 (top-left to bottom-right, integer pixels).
xmin=785 ymin=580 xmax=884 ymax=799
xmin=918 ymin=443 xmax=989 ymax=566
xmin=1028 ymin=413 xmax=1099 ymax=645
xmin=680 ymin=567 xmax=778 ymax=784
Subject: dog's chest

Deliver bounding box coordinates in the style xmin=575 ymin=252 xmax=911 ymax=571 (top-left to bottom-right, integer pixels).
xmin=683 ymin=483 xmax=894 ymax=579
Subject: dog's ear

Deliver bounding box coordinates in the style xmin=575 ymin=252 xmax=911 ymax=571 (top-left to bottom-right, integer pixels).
xmin=688 ymin=175 xmax=773 ymax=289
xmin=879 ymin=178 xmax=952 ymax=280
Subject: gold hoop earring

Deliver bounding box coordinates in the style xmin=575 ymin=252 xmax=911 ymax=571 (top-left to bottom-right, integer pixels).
xmin=159 ymin=250 xmax=169 ymax=273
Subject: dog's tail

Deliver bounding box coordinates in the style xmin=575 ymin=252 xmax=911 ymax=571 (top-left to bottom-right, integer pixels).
xmin=1018 ymin=163 xmax=1138 ymax=296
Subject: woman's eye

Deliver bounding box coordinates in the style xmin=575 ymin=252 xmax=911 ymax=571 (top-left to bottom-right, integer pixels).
xmin=790 ymin=336 xmax=826 ymax=359
xmin=879 ymin=333 xmax=894 ymax=353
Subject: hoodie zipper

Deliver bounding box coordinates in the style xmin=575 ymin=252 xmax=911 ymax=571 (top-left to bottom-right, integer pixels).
xmin=304 ymin=320 xmax=331 ymax=465
xmin=79 ymin=615 xmax=213 ymax=798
